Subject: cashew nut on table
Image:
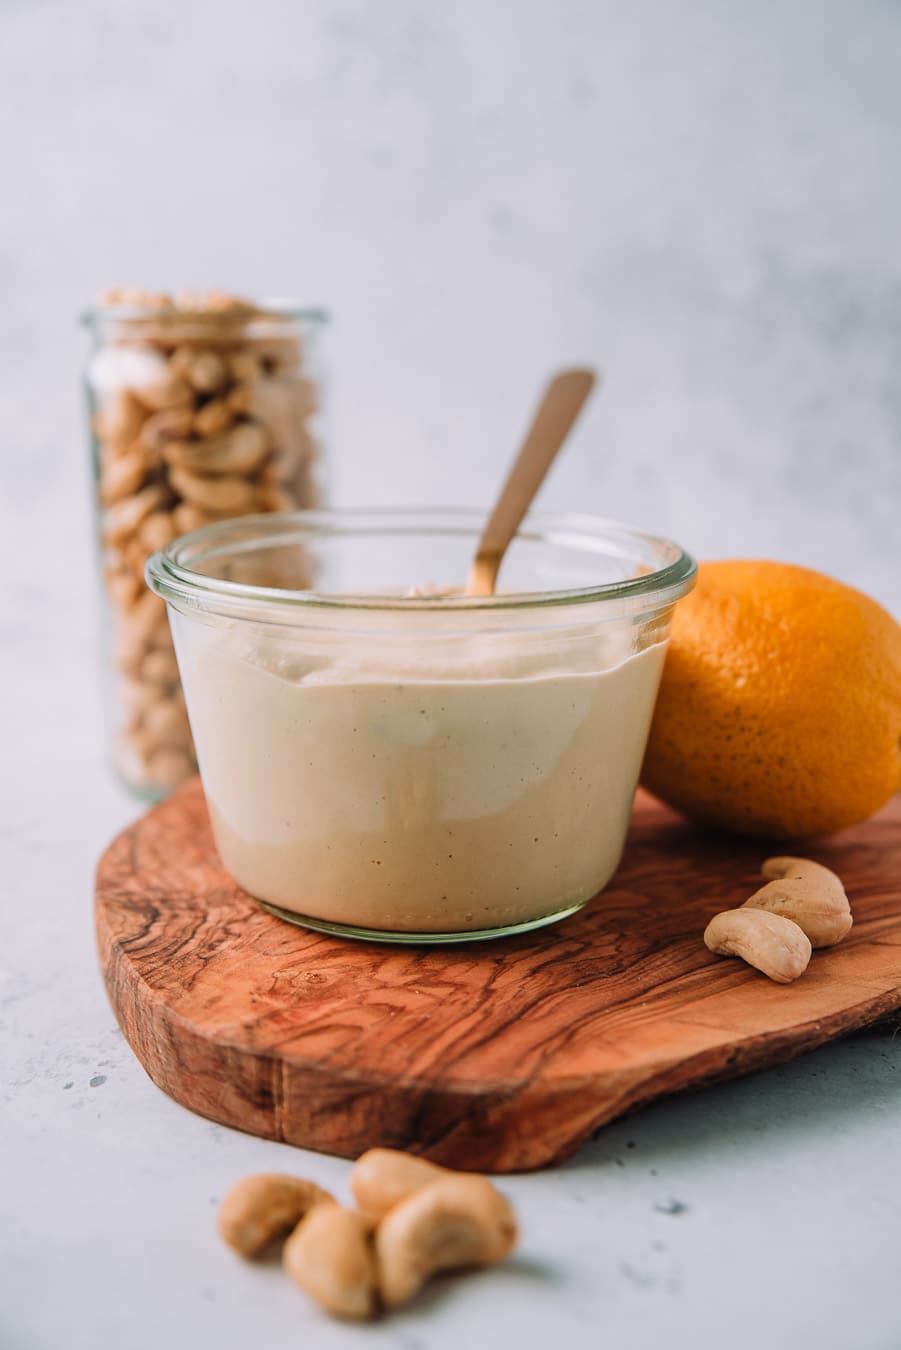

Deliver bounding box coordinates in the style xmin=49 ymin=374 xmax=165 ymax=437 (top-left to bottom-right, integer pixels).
xmin=218 ymin=1147 xmax=518 ymax=1323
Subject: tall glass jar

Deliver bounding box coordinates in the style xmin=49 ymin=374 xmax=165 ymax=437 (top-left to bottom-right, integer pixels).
xmin=82 ymin=291 xmax=328 ymax=799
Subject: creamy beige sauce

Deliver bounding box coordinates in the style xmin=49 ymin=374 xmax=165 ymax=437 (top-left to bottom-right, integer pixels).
xmin=180 ymin=631 xmax=667 ymax=933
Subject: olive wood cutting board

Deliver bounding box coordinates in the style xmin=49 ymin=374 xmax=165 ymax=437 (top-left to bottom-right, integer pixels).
xmin=95 ymin=780 xmax=901 ymax=1173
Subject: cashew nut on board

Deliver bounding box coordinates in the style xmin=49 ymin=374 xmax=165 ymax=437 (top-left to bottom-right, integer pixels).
xmin=704 ymin=908 xmax=812 ymax=983
xmin=743 ymin=856 xmax=852 ymax=948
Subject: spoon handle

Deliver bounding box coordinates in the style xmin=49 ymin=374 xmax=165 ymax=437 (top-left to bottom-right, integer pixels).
xmin=465 ymin=368 xmax=597 ymax=597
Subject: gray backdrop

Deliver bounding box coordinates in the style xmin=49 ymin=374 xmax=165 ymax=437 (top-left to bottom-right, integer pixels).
xmin=3 ymin=0 xmax=899 ymax=610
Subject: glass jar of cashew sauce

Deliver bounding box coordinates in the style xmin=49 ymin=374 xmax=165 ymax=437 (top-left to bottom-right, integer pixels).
xmin=147 ymin=509 xmax=696 ymax=943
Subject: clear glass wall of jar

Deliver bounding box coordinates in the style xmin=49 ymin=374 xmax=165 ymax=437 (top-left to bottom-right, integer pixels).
xmin=81 ymin=292 xmax=328 ymax=799
xmin=146 ymin=509 xmax=696 ymax=942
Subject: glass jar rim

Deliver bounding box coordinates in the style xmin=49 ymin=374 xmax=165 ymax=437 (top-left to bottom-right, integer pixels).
xmin=146 ymin=507 xmax=697 ymax=621
xmin=79 ymin=298 xmax=329 ymax=328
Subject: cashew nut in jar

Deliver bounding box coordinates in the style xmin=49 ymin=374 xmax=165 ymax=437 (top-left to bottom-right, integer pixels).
xmin=192 ymin=397 xmax=233 ymax=438
xmin=102 ymin=485 xmax=165 ymax=548
xmin=167 ymin=464 xmax=258 ymax=514
xmin=184 ymin=350 xmax=230 ymax=394
xmin=138 ymin=372 xmax=193 ymax=411
xmin=166 ymin=422 xmax=269 ymax=476
xmin=100 ymin=449 xmax=146 ymax=506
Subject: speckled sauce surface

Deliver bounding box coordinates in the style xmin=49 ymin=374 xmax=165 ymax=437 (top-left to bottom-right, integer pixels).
xmin=3 ymin=0 xmax=901 ymax=1345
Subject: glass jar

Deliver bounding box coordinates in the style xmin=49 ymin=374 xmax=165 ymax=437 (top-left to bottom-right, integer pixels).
xmin=147 ymin=509 xmax=696 ymax=943
xmin=82 ymin=293 xmax=328 ymax=798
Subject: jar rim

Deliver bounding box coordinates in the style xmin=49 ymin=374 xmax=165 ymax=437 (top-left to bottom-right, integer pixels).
xmin=146 ymin=507 xmax=697 ymax=621
xmin=79 ymin=298 xmax=329 ymax=327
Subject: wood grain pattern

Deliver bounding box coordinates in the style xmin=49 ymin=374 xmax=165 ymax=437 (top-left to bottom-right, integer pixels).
xmin=95 ymin=781 xmax=901 ymax=1172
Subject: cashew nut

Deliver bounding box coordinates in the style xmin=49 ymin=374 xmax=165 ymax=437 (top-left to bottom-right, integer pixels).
xmin=114 ymin=589 xmax=168 ymax=676
xmin=172 ymin=502 xmax=216 ymax=535
xmin=229 ymin=349 xmax=263 ymax=382
xmin=105 ymin=567 xmax=143 ymax=611
xmin=94 ymin=390 xmax=146 ymax=451
xmin=743 ymin=856 xmax=852 ymax=948
xmin=704 ymin=908 xmax=812 ymax=983
xmin=185 ymin=350 xmax=229 ymax=394
xmin=350 ymin=1149 xmax=453 ymax=1222
xmin=375 ymin=1175 xmax=518 ymax=1309
xmin=146 ymin=746 xmax=196 ymax=789
xmin=140 ymin=510 xmax=178 ymax=554
xmin=258 ymin=447 xmax=300 ymax=485
xmin=100 ymin=448 xmax=146 ymax=506
xmin=167 ymin=422 xmax=269 ymax=476
xmin=248 ymin=375 xmax=306 ymax=448
xmin=141 ymin=696 xmax=192 ymax=749
xmin=193 ymin=397 xmax=234 ymax=439
xmin=136 ymin=373 xmax=192 ymax=411
xmin=168 ymin=464 xmax=257 ymax=513
xmin=139 ymin=404 xmax=195 ymax=452
xmin=257 ymin=485 xmax=298 ymax=513
xmin=141 ymin=647 xmax=180 ymax=687
xmin=121 ymin=678 xmax=158 ymax=725
xmin=226 ymin=382 xmax=254 ymax=416
xmin=103 ymin=484 xmax=165 ymax=547
xmin=218 ymin=1173 xmax=334 ymax=1258
xmin=283 ymin=1204 xmax=378 ymax=1322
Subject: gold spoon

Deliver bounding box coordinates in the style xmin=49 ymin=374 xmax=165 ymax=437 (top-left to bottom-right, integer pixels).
xmin=464 ymin=368 xmax=597 ymax=597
